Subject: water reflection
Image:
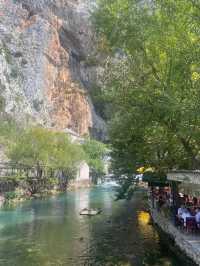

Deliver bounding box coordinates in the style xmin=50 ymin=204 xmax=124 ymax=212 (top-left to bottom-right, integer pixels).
xmin=0 ymin=187 xmax=190 ymax=266
xmin=138 ymin=211 xmax=150 ymax=225
xmin=138 ymin=210 xmax=159 ymax=246
xmin=74 ymin=189 xmax=90 ymax=216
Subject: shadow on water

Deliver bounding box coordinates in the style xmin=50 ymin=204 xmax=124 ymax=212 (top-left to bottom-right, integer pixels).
xmin=0 ymin=186 xmax=194 ymax=266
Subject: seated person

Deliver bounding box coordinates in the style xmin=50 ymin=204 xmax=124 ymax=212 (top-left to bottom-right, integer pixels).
xmin=181 ymin=208 xmax=192 ymax=226
xmin=195 ymin=208 xmax=200 ymax=227
xmin=177 ymin=205 xmax=186 ymax=218
xmin=183 ymin=194 xmax=190 ymax=205
xmin=193 ymin=197 xmax=198 ymax=206
xmin=190 ymin=207 xmax=196 ymax=216
xmin=158 ymin=195 xmax=165 ymax=208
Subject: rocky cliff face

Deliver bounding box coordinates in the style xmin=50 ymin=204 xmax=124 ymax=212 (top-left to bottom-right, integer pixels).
xmin=0 ymin=0 xmax=106 ymax=139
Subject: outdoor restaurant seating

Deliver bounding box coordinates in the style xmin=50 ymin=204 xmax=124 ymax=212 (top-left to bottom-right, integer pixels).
xmin=176 ymin=217 xmax=184 ymax=229
xmin=176 ymin=216 xmax=200 ymax=232
xmin=151 ymin=187 xmax=200 ymax=234
xmin=186 ymin=217 xmax=196 ymax=233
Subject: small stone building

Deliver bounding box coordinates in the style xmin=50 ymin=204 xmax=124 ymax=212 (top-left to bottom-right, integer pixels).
xmin=76 ymin=161 xmax=90 ymax=182
xmin=68 ymin=161 xmax=90 ymax=189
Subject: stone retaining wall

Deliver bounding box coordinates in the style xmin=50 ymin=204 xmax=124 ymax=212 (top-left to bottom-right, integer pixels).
xmin=150 ymin=208 xmax=200 ymax=265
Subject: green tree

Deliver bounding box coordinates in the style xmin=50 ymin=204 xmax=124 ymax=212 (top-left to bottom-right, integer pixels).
xmin=3 ymin=126 xmax=86 ymax=193
xmin=82 ymin=138 xmax=108 ymax=178
xmin=8 ymin=127 xmax=85 ymax=172
xmin=94 ymin=0 xmax=200 ymax=175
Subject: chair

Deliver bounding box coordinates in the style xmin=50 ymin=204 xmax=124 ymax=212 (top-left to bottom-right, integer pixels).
xmin=179 ymin=218 xmax=184 ymax=230
xmin=196 ymin=222 xmax=200 ymax=231
xmin=175 ymin=216 xmax=184 ymax=229
xmin=186 ymin=217 xmax=197 ymax=233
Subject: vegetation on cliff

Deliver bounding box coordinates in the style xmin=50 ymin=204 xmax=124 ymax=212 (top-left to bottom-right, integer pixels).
xmin=82 ymin=138 xmax=108 ymax=178
xmin=8 ymin=127 xmax=84 ymax=171
xmin=0 ymin=121 xmax=108 ymax=199
xmin=0 ymin=121 xmax=107 ymax=180
xmin=94 ymin=0 xmax=200 ymax=176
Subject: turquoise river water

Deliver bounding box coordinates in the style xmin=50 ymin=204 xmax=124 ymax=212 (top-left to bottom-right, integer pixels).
xmin=0 ymin=185 xmax=191 ymax=265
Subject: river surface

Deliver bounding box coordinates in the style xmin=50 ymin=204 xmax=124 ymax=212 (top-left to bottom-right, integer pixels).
xmin=0 ymin=185 xmax=188 ymax=266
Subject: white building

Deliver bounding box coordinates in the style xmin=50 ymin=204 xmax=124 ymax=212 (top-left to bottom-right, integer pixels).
xmin=76 ymin=161 xmax=90 ymax=182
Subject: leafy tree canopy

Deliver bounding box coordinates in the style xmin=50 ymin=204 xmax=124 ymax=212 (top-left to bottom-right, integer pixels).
xmin=94 ymin=0 xmax=200 ymax=175
xmin=8 ymin=127 xmax=85 ymax=171
xmin=82 ymin=138 xmax=108 ymax=175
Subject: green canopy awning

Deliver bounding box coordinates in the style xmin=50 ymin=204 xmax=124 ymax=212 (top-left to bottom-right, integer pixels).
xmin=142 ymin=171 xmax=168 ymax=186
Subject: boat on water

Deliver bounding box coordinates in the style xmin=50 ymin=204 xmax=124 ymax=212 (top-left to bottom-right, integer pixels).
xmin=79 ymin=208 xmax=102 ymax=216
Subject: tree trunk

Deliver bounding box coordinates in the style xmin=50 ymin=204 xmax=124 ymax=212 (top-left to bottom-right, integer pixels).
xmin=179 ymin=137 xmax=200 ymax=169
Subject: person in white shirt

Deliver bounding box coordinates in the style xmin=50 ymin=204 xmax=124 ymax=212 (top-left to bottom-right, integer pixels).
xmin=177 ymin=205 xmax=186 ymax=218
xmin=181 ymin=208 xmax=192 ymax=226
xmin=195 ymin=208 xmax=200 ymax=228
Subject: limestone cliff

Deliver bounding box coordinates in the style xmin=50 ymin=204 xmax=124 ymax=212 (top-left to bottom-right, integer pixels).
xmin=0 ymin=0 xmax=106 ymax=139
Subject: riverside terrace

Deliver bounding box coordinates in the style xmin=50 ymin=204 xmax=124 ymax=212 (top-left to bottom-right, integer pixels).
xmin=168 ymin=170 xmax=200 ymax=231
xmin=147 ymin=171 xmax=200 ymax=266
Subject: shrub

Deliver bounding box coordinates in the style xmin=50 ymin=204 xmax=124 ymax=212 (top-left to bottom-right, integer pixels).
xmin=4 ymin=191 xmax=18 ymax=200
xmin=82 ymin=138 xmax=108 ymax=177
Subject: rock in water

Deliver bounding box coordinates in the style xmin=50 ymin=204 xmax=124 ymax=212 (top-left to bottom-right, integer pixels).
xmin=79 ymin=208 xmax=102 ymax=216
